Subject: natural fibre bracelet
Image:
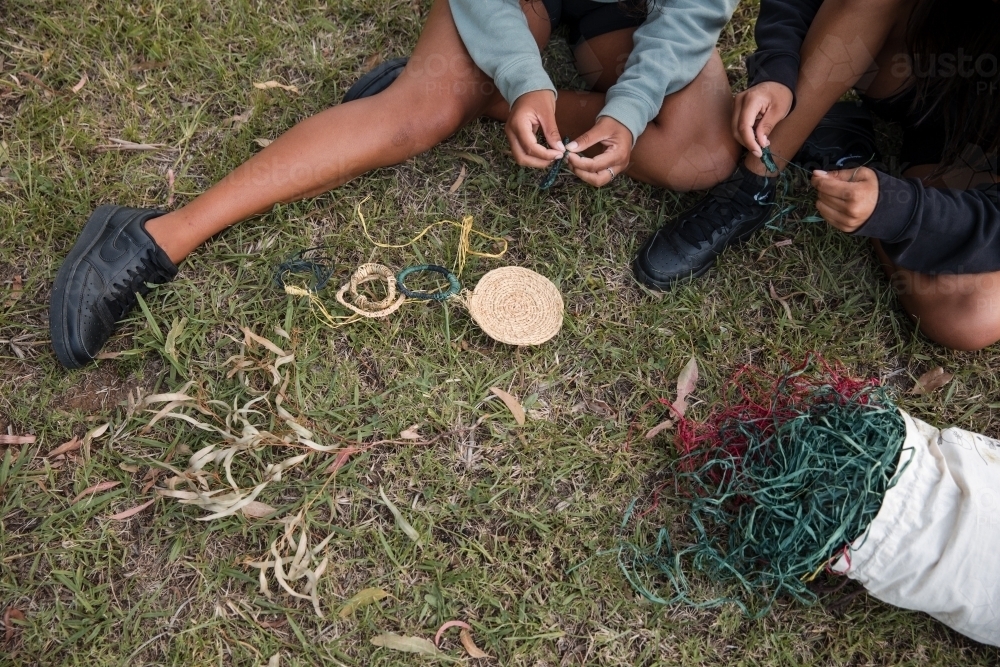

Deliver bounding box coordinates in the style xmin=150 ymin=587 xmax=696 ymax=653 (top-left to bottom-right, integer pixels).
xmin=396 ymin=264 xmax=461 ymax=301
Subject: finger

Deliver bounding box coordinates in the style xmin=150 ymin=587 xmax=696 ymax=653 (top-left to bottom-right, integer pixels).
xmin=566 ymin=147 xmax=621 ymax=174
xmin=815 ymin=199 xmax=851 ymax=231
xmin=566 ymin=127 xmax=604 ymax=154
xmin=507 ymin=121 xmax=558 ymax=168
xmin=738 ymin=99 xmax=765 ymax=156
xmin=811 ymin=170 xmax=856 ymax=201
xmin=755 ymin=104 xmax=785 ymax=150
xmin=569 ymin=163 xmax=613 ymax=188
xmin=537 ymin=113 xmax=565 ymax=153
xmin=731 ymin=95 xmax=746 ymax=146
xmin=512 ymin=115 xmax=562 ymax=162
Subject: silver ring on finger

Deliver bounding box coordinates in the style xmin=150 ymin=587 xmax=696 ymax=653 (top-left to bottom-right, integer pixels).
xmin=607 ymin=167 xmax=615 ymax=179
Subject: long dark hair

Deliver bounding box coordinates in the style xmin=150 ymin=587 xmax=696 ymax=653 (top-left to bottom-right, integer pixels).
xmin=907 ymin=0 xmax=1000 ymax=168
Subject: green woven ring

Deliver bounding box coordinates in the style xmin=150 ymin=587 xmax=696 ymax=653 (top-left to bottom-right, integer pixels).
xmin=396 ymin=264 xmax=461 ymax=301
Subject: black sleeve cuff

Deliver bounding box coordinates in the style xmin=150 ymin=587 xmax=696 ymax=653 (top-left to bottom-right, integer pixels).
xmin=746 ymin=52 xmax=800 ymax=107
xmin=852 ymin=171 xmax=920 ymax=242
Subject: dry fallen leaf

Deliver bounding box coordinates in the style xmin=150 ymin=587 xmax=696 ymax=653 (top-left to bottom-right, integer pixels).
xmin=370 ymin=633 xmax=440 ymax=656
xmin=94 ymin=138 xmax=169 ymax=152
xmin=70 ymin=72 xmax=88 ymax=93
xmin=241 ymin=501 xmax=278 ymax=518
xmin=448 ymin=164 xmax=467 ymax=194
xmin=769 ymin=282 xmax=794 ymax=322
xmin=119 ymin=461 xmax=139 ymax=473
xmin=489 ymin=387 xmax=525 ymax=425
xmin=399 ymin=424 xmax=422 ymax=440
xmin=363 ymin=53 xmax=383 ymax=71
xmin=71 ymin=480 xmax=121 ymax=505
xmin=434 ymin=620 xmax=472 ymax=646
xmin=5 ymin=275 xmax=21 ymax=308
xmin=45 ymin=436 xmax=81 ymax=458
xmin=3 ymin=607 xmax=25 ymax=644
xmin=339 ymin=587 xmax=390 ymax=618
xmin=253 ymin=80 xmax=300 ymax=94
xmin=911 ymin=367 xmax=954 ymax=395
xmin=109 ymin=498 xmax=156 ymax=521
xmin=671 ymin=357 xmax=699 ymax=418
xmin=460 ymin=628 xmax=490 ymax=659
xmin=255 ymin=138 xmax=273 ymax=148
xmin=0 ymin=434 xmax=35 ymax=445
xmin=325 ymin=446 xmax=362 ymax=475
xmin=644 ymin=420 xmax=674 ymax=440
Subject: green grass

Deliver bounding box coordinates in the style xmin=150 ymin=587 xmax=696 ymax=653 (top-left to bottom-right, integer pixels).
xmin=2 ymin=0 xmax=1000 ymax=664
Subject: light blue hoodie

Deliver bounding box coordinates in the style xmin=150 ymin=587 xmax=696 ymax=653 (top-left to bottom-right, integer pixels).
xmin=449 ymin=0 xmax=739 ymax=144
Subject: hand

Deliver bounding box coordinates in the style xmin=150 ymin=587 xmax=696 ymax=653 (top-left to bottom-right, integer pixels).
xmin=505 ymin=90 xmax=565 ymax=168
xmin=812 ymin=167 xmax=879 ymax=233
xmin=732 ymin=81 xmax=794 ymax=157
xmin=564 ymin=116 xmax=633 ymax=187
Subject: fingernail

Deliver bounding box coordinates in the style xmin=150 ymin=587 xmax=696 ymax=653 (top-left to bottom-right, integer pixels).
xmin=753 ymin=149 xmax=762 ymax=157
xmin=814 ymin=170 xmax=828 ymax=176
xmin=566 ymin=141 xmax=579 ymax=151
xmin=554 ymin=141 xmax=565 ymax=151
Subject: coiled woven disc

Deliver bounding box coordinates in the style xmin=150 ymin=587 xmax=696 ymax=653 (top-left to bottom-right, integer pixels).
xmin=467 ymin=266 xmax=563 ymax=346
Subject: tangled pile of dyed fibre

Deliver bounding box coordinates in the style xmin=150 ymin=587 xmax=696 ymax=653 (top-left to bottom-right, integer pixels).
xmin=617 ymin=358 xmax=908 ymax=616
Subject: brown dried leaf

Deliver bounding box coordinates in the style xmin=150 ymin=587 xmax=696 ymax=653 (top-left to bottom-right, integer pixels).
xmin=644 ymin=420 xmax=674 ymax=440
xmin=460 ymin=628 xmax=490 ymax=659
xmin=241 ymin=501 xmax=278 ymax=518
xmin=44 ymin=436 xmax=80 ymax=458
xmin=71 ymin=480 xmax=120 ymax=504
xmin=370 ymin=633 xmax=439 ymax=656
xmin=3 ymin=607 xmax=25 ymax=644
xmin=399 ymin=424 xmax=422 ymax=440
xmin=118 ymin=462 xmax=139 ymax=473
xmin=109 ymin=498 xmax=156 ymax=520
xmin=363 ymin=53 xmax=383 ymax=71
xmin=94 ymin=138 xmax=169 ymax=152
xmin=911 ymin=367 xmax=954 ymax=395
xmin=70 ymin=72 xmax=88 ymax=93
xmin=325 ymin=446 xmax=362 ymax=475
xmin=489 ymin=387 xmax=525 ymax=425
xmin=0 ymin=434 xmax=35 ymax=445
xmin=769 ymin=282 xmax=794 ymax=321
xmin=434 ymin=620 xmax=471 ymax=646
xmin=5 ymin=275 xmax=21 ymax=308
xmin=253 ymin=80 xmax=300 ymax=94
xmin=671 ymin=357 xmax=699 ymax=418
xmin=448 ymin=164 xmax=467 ymax=194
xmin=255 ymin=138 xmax=273 ymax=148
xmin=338 ymin=587 xmax=390 ymax=618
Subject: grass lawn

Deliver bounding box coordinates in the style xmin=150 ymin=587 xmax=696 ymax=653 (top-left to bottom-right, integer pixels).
xmin=2 ymin=0 xmax=1000 ymax=664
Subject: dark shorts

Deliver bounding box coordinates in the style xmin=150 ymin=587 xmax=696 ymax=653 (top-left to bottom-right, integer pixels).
xmin=861 ymin=86 xmax=948 ymax=168
xmin=540 ymin=0 xmax=646 ymax=45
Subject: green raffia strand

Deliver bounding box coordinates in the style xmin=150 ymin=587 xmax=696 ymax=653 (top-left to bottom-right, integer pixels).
xmin=539 ymin=137 xmax=571 ymax=190
xmin=616 ymin=382 xmax=908 ymax=617
xmin=761 ymin=146 xmax=779 ymax=173
xmin=396 ymin=264 xmax=461 ymax=301
xmin=274 ymin=247 xmax=335 ymax=292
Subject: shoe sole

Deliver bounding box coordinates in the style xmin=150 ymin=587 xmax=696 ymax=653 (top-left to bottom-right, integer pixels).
xmin=632 ymin=209 xmax=773 ymax=292
xmin=49 ymin=205 xmax=119 ymax=369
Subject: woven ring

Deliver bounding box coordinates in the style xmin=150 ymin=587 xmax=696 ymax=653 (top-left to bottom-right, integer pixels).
xmin=336 ymin=263 xmax=406 ymax=318
xmin=396 ymin=264 xmax=461 ymax=301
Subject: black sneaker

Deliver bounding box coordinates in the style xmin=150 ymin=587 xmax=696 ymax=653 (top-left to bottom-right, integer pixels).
xmin=633 ymin=164 xmax=777 ymax=290
xmin=342 ymin=57 xmax=408 ymax=103
xmin=49 ymin=205 xmax=178 ymax=369
xmin=793 ymin=101 xmax=881 ymax=171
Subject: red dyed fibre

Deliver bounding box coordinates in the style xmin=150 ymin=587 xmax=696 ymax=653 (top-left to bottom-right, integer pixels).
xmin=673 ymin=356 xmax=878 ymax=479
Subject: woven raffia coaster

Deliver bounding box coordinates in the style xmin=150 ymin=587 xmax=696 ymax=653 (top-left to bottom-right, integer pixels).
xmin=466 ymin=266 xmax=564 ymax=346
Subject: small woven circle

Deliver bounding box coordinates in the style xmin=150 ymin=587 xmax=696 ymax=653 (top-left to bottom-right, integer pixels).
xmin=396 ymin=264 xmax=461 ymax=301
xmin=467 ymin=267 xmax=563 ymax=346
xmin=336 ymin=263 xmax=405 ymax=318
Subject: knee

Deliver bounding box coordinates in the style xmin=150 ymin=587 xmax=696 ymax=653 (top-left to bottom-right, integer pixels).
xmin=636 ymin=125 xmax=739 ymax=191
xmin=904 ymin=291 xmax=1000 ymax=351
xmin=379 ymin=82 xmax=471 ymax=153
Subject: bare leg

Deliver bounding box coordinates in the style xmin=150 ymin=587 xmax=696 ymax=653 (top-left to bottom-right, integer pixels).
xmin=744 ymin=0 xmax=910 ymax=177
xmin=145 ymin=0 xmax=551 ymax=263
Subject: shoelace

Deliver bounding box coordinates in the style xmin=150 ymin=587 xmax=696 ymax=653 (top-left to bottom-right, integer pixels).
xmin=674 ymin=193 xmax=743 ymax=246
xmin=106 ymin=249 xmax=168 ymax=319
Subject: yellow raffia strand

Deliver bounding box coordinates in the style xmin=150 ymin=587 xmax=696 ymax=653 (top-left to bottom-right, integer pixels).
xmin=354 ymin=195 xmax=507 ymax=277
xmin=282 ymin=197 xmax=507 ymax=331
